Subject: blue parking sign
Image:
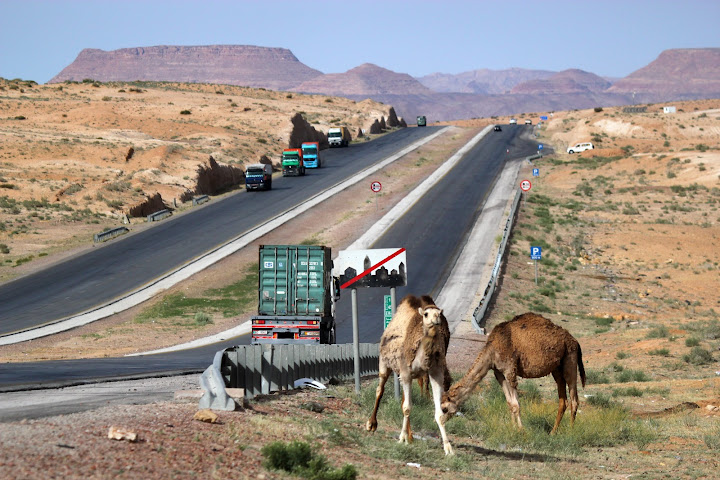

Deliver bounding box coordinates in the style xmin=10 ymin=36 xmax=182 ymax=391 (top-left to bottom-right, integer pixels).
xmin=533 ymin=168 xmax=539 ymax=177
xmin=531 ymin=246 xmax=542 ymax=260
xmin=538 ymin=144 xmax=543 ymax=150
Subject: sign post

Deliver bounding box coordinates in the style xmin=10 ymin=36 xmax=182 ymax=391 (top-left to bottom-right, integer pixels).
xmin=520 ymin=179 xmax=532 ymax=206
xmin=351 ymin=288 xmax=360 ymax=393
xmin=384 ymin=292 xmax=400 ymax=399
xmin=370 ymin=181 xmax=382 ymax=210
xmin=336 ymin=248 xmax=407 ymax=394
xmin=531 ymin=246 xmax=542 ymax=285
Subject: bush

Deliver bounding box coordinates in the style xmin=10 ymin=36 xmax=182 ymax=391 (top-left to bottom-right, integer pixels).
xmin=683 ymin=347 xmax=713 ymax=365
xmin=594 ymin=107 xmax=603 ymax=113
xmin=179 ymin=110 xmax=191 ymax=115
xmin=194 ymin=312 xmax=212 ymax=326
xmin=261 ymin=440 xmax=357 ymax=479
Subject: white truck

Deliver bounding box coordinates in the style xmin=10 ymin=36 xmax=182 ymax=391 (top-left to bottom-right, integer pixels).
xmin=328 ymin=126 xmax=351 ymax=147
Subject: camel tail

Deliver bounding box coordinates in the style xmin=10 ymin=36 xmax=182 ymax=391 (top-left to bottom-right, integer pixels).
xmin=577 ymin=344 xmax=586 ymax=388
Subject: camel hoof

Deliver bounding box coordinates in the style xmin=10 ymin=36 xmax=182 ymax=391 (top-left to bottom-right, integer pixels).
xmin=444 ymin=444 xmax=455 ymax=456
xmin=366 ymin=420 xmax=377 ymax=432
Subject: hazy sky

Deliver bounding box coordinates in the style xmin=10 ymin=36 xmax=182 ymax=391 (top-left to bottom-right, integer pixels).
xmin=1 ymin=0 xmax=719 ymax=84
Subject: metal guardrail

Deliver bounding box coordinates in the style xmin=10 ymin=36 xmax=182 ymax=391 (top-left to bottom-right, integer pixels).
xmin=623 ymin=106 xmax=647 ymax=113
xmin=146 ymin=209 xmax=172 ymax=222
xmin=93 ymin=226 xmax=129 ymax=243
xmin=208 ymin=343 xmax=379 ymax=400
xmin=471 ymin=187 xmax=523 ymax=334
xmin=192 ymin=195 xmax=209 ymax=206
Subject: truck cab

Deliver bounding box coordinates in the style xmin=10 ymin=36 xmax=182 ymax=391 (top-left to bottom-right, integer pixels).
xmin=417 ymin=115 xmax=427 ymax=127
xmin=328 ymin=126 xmax=351 ymax=147
xmin=281 ymin=148 xmax=305 ymax=176
xmin=301 ymin=142 xmax=321 ymax=168
xmin=245 ymin=163 xmax=273 ymax=191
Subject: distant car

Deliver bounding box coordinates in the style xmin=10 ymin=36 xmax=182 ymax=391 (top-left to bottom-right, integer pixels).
xmin=493 ymin=125 xmax=502 ymax=132
xmin=509 ymin=118 xmax=517 ymax=125
xmin=567 ymin=142 xmax=594 ymax=154
xmin=524 ymin=119 xmax=532 ymax=125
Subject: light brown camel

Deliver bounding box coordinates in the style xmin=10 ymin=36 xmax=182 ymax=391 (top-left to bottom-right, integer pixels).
xmin=441 ymin=312 xmax=586 ymax=434
xmin=366 ymin=294 xmax=454 ymax=455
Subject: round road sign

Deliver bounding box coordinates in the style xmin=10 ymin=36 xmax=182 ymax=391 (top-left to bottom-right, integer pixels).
xmin=370 ymin=181 xmax=382 ymax=193
xmin=520 ymin=179 xmax=532 ymax=192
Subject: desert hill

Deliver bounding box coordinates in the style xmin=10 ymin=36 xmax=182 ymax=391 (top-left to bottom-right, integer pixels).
xmin=607 ymin=48 xmax=720 ymax=102
xmin=510 ymin=69 xmax=612 ymax=95
xmin=44 ymin=45 xmax=720 ymax=122
xmin=49 ymin=45 xmax=323 ymax=92
xmin=292 ymin=63 xmax=433 ymax=96
xmin=418 ymin=67 xmax=556 ymax=94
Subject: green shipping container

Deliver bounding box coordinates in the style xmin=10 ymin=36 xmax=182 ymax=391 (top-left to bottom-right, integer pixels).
xmin=257 ymin=245 xmax=332 ymax=317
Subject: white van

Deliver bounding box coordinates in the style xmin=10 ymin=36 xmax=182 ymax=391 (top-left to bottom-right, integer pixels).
xmin=567 ymin=142 xmax=593 ymax=154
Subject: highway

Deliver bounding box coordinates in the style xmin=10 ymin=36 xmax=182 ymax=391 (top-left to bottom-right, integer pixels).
xmin=0 ymin=125 xmax=538 ymax=391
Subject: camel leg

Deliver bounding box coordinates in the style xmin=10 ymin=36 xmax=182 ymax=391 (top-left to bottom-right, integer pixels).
xmin=398 ymin=374 xmax=413 ymax=444
xmin=550 ymin=370 xmax=568 ymax=434
xmin=495 ymin=369 xmax=522 ymax=429
xmin=429 ymin=367 xmax=454 ymax=455
xmin=366 ymin=362 xmax=390 ymax=432
xmin=564 ymin=359 xmax=580 ymax=427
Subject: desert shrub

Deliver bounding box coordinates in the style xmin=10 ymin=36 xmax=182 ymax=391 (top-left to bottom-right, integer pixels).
xmin=585 ymin=369 xmax=610 ymax=384
xmin=594 ymin=107 xmax=603 ymax=113
xmin=646 ymin=325 xmax=669 ymax=339
xmin=685 ymin=337 xmax=700 ymax=347
xmin=261 ymin=440 xmax=357 ymax=479
xmin=683 ymin=346 xmax=713 ymax=365
xmin=194 ymin=312 xmax=212 ymax=326
xmin=616 ymin=369 xmax=650 ymax=383
xmin=0 ymin=243 xmax=9 ymax=254
xmin=179 ymin=109 xmax=191 ymax=115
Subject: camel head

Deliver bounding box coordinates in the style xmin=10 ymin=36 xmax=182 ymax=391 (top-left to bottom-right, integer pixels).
xmin=440 ymin=392 xmax=459 ymax=417
xmin=418 ymin=306 xmax=443 ymax=335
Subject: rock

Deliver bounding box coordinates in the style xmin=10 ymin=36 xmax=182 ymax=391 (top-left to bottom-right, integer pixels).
xmin=108 ymin=426 xmax=138 ymax=442
xmin=194 ymin=409 xmax=219 ymax=424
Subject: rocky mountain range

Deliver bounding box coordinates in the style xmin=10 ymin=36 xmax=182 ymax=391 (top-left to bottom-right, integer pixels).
xmin=49 ymin=46 xmax=720 ymax=122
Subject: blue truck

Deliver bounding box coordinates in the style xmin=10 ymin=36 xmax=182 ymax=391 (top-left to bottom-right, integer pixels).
xmin=301 ymin=142 xmax=321 ymax=168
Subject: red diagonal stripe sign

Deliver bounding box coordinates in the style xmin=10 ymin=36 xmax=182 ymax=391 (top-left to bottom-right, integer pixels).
xmin=340 ymin=248 xmax=406 ymax=289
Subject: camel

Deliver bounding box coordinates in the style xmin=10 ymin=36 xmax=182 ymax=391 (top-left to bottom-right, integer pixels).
xmin=441 ymin=312 xmax=586 ymax=434
xmin=366 ymin=294 xmax=454 ymax=455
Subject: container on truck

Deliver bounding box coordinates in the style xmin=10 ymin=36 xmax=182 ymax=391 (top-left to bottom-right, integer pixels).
xmin=301 ymin=142 xmax=322 ymax=168
xmin=281 ymin=148 xmax=305 ymax=176
xmin=251 ymin=245 xmax=340 ymax=345
xmin=416 ymin=115 xmax=427 ymax=127
xmin=244 ymin=163 xmax=273 ymax=191
xmin=327 ymin=126 xmax=351 ymax=147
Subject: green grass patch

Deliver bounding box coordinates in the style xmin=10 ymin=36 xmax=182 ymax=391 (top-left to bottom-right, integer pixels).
xmin=134 ymin=263 xmax=258 ymax=323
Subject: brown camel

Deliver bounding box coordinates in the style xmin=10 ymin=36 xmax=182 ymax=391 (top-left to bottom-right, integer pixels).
xmin=366 ymin=294 xmax=454 ymax=455
xmin=441 ymin=312 xmax=586 ymax=434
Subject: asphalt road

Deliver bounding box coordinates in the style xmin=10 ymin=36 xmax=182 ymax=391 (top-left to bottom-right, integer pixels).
xmin=0 ymin=125 xmax=538 ymax=392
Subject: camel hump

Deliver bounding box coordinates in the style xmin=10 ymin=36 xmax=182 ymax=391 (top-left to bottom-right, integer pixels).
xmin=419 ymin=295 xmax=437 ymax=309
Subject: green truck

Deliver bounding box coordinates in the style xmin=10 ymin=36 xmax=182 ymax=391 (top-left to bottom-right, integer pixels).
xmin=281 ymin=148 xmax=305 ymax=176
xmin=251 ymin=245 xmax=340 ymax=345
xmin=417 ymin=115 xmax=427 ymax=127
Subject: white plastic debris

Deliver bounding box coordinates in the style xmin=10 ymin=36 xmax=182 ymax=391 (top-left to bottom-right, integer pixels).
xmin=293 ymin=378 xmax=327 ymax=390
